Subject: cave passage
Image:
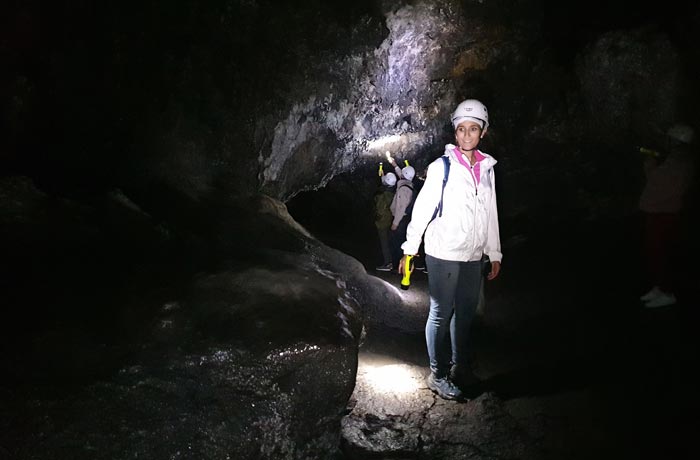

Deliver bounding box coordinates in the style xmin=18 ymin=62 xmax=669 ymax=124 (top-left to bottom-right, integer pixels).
xmin=287 ymin=159 xmax=700 ymax=459
xmin=3 ymin=0 xmax=700 ymax=458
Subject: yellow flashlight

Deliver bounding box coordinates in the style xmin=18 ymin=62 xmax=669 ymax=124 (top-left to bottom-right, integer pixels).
xmin=400 ymin=255 xmax=414 ymax=290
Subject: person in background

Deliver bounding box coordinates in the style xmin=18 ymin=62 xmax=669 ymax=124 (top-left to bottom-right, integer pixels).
xmin=400 ymin=99 xmax=502 ymax=401
xmin=375 ymin=172 xmax=397 ymax=271
xmin=388 ymin=156 xmax=415 ymax=273
xmin=638 ymin=123 xmax=697 ymax=308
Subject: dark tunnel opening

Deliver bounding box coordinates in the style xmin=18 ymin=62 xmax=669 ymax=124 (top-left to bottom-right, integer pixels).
xmin=286 ymin=170 xmax=379 ymax=269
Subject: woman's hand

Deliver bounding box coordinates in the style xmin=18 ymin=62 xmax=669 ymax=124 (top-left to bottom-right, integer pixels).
xmin=398 ymin=254 xmax=416 ymax=275
xmin=487 ymin=261 xmax=501 ymax=280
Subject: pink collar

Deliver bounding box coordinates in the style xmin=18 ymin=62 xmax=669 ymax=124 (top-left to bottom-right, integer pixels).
xmin=454 ymin=147 xmax=484 ymax=185
xmin=453 ymin=147 xmax=484 ymax=168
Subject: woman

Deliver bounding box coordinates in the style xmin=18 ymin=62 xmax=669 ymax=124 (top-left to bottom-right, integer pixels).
xmin=400 ymin=99 xmax=502 ymax=400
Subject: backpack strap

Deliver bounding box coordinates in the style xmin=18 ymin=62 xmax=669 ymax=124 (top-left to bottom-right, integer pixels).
xmin=430 ymin=155 xmax=450 ymax=221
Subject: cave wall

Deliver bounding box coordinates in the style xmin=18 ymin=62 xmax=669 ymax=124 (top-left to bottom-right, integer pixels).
xmin=3 ymin=0 xmax=699 ymax=219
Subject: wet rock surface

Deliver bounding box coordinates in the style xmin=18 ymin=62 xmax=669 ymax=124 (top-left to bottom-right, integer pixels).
xmin=0 ymin=177 xmax=385 ymax=460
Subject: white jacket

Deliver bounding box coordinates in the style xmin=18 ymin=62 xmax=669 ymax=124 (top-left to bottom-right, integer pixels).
xmin=402 ymin=144 xmax=502 ymax=263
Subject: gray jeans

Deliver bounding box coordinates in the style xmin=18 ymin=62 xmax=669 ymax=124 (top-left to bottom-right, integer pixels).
xmin=425 ymin=255 xmax=482 ymax=377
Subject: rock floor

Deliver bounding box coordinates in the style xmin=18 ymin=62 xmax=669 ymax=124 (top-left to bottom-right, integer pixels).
xmin=339 ymin=215 xmax=700 ymax=460
xmin=2 ymin=209 xmax=697 ymax=460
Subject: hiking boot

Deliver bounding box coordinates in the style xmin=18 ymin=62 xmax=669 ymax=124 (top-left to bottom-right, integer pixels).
xmin=644 ymin=291 xmax=676 ymax=308
xmin=375 ymin=263 xmax=393 ymax=272
xmin=427 ymin=373 xmax=463 ymax=401
xmin=640 ymin=286 xmax=662 ymax=302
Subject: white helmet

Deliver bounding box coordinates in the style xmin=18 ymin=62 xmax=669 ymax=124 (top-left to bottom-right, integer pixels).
xmin=667 ymin=123 xmax=694 ymax=144
xmin=451 ymin=99 xmax=489 ymax=131
xmin=382 ymin=172 xmax=397 ymax=187
xmin=401 ymin=165 xmax=415 ymax=181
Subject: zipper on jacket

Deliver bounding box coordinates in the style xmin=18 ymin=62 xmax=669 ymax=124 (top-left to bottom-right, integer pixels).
xmin=469 ymin=164 xmax=478 ymax=196
xmin=469 ymin=164 xmax=482 ymax=256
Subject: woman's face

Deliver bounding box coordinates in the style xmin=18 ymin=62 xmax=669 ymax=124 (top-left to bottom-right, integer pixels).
xmin=454 ymin=121 xmax=483 ymax=152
